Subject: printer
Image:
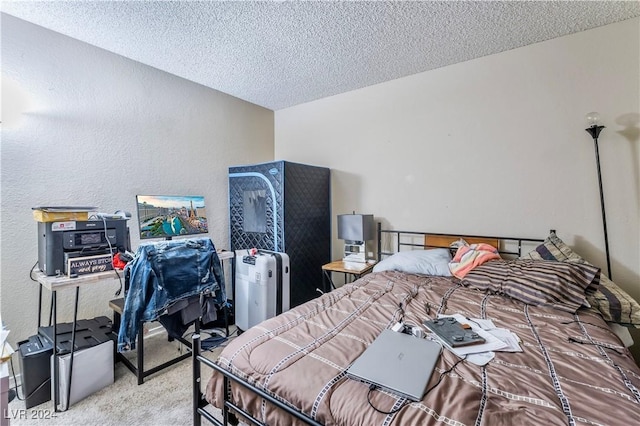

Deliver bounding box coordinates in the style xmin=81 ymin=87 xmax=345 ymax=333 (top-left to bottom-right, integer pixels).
xmin=38 ymin=219 xmax=130 ymax=276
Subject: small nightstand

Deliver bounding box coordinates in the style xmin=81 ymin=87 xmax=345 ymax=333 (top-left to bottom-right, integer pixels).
xmin=322 ymin=260 xmax=375 ymax=292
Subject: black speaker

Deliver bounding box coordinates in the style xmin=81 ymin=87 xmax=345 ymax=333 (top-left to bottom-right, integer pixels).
xmin=18 ymin=335 xmax=53 ymax=409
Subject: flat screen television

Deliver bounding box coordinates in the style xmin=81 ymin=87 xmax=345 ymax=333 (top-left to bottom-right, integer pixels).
xmin=136 ymin=195 xmax=209 ymax=240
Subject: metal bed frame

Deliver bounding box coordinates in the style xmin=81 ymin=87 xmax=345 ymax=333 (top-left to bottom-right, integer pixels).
xmin=192 ymin=333 xmax=323 ymax=426
xmin=192 ymin=226 xmax=546 ymax=426
xmin=377 ymin=223 xmax=547 ymax=259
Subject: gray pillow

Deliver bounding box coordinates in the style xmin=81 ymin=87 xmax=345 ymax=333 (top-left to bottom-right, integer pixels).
xmin=373 ymin=249 xmax=452 ymax=276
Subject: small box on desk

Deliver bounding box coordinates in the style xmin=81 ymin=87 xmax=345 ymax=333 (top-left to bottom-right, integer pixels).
xmin=32 ymin=210 xmax=89 ymax=222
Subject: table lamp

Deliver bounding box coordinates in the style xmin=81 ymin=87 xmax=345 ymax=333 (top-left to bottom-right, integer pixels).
xmin=337 ymin=213 xmax=375 ymax=263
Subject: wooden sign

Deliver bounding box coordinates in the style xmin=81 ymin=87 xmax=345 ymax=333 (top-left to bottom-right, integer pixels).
xmin=67 ymin=254 xmax=113 ymax=277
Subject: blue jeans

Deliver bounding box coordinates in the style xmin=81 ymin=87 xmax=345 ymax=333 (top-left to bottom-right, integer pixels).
xmin=117 ymin=238 xmax=226 ymax=351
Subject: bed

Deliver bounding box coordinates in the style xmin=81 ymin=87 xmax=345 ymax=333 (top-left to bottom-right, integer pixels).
xmin=193 ymin=227 xmax=640 ymax=426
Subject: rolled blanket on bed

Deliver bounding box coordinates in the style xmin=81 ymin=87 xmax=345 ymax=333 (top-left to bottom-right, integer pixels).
xmin=448 ymin=243 xmax=500 ymax=278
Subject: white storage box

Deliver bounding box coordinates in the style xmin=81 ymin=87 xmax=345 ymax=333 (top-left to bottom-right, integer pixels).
xmin=52 ymin=340 xmax=113 ymax=410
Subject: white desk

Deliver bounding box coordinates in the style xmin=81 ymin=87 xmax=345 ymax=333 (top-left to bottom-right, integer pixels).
xmin=34 ymin=270 xmax=120 ymax=412
xmin=35 ymin=270 xmax=121 ymax=292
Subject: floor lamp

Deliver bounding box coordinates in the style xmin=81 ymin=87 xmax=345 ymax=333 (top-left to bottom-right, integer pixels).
xmin=585 ymin=111 xmax=612 ymax=279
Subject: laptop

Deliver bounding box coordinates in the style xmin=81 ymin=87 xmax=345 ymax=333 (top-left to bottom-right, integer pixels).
xmin=346 ymin=329 xmax=442 ymax=401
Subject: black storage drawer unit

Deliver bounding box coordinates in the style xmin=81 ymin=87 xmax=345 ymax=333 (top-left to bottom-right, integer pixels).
xmin=37 ymin=316 xmax=113 ymax=354
xmin=229 ymin=160 xmax=331 ymax=307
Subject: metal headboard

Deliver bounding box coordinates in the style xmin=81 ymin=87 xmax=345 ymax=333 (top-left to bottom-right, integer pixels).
xmin=376 ymin=222 xmax=547 ymax=261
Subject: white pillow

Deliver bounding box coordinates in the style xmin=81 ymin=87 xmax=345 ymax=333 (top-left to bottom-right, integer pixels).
xmin=373 ymin=249 xmax=452 ymax=276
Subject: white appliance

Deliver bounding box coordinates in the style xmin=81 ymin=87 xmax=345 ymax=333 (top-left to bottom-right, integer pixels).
xmin=235 ymin=250 xmax=290 ymax=332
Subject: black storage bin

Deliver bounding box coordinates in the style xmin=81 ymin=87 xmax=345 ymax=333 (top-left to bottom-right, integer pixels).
xmin=18 ymin=335 xmax=53 ymax=409
xmin=229 ymin=161 xmax=331 ymax=307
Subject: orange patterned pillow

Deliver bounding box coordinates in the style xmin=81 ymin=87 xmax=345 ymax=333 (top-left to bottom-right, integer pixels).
xmin=449 ymin=243 xmax=501 ymax=279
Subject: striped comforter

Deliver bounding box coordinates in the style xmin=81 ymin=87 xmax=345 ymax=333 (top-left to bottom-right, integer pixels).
xmin=206 ymin=271 xmax=640 ymax=425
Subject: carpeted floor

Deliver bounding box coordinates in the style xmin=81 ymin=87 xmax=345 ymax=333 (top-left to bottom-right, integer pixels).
xmin=7 ymin=325 xmax=233 ymax=425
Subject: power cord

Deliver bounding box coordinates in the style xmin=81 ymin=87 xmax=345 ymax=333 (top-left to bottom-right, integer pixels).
xmin=366 ymin=384 xmax=409 ymax=414
xmin=98 ymin=216 xmax=125 ymax=296
xmin=9 ymin=357 xmax=24 ymax=401
xmin=563 ymin=320 xmax=624 ymax=355
xmin=397 ymin=302 xmax=405 ymax=323
xmin=567 ymin=337 xmax=624 ymax=355
xmin=29 ymin=261 xmax=39 ymax=282
xmin=424 ymin=354 xmax=467 ymax=395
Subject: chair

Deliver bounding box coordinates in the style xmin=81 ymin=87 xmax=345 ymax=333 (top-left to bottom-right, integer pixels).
xmin=109 ymin=239 xmax=229 ymax=385
xmin=109 ymin=297 xmax=200 ymax=385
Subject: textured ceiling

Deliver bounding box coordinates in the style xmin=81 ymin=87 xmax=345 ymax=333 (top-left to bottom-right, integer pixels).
xmin=2 ymin=1 xmax=639 ymax=111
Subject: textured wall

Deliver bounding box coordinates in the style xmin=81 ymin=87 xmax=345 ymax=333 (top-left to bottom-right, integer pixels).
xmin=275 ymin=19 xmax=640 ymax=300
xmin=0 ymin=14 xmax=274 ymax=347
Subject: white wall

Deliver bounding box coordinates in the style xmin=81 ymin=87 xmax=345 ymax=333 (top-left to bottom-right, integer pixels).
xmin=276 ymin=18 xmax=640 ymax=303
xmin=0 ymin=14 xmax=274 ymax=347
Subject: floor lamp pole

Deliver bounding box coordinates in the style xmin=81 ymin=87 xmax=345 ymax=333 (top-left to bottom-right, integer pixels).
xmin=585 ymin=117 xmax=612 ymax=279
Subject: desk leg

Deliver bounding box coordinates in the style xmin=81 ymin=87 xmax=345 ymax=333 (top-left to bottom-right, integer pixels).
xmin=37 ymin=285 xmax=42 ymax=327
xmin=52 ymin=292 xmax=58 ymax=412
xmin=322 ymin=270 xmax=336 ymax=292
xmin=49 ymin=300 xmax=53 ymax=327
xmin=223 ymin=304 xmax=229 ymax=337
xmin=48 ymin=288 xmax=54 ymax=327
xmin=64 ymin=287 xmax=80 ymax=411
xmin=192 ymin=333 xmax=201 ymax=426
xmin=137 ymin=322 xmax=144 ymax=385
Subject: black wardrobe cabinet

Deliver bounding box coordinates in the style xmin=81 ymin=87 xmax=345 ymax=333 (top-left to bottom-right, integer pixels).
xmin=229 ymin=160 xmax=331 ymax=308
